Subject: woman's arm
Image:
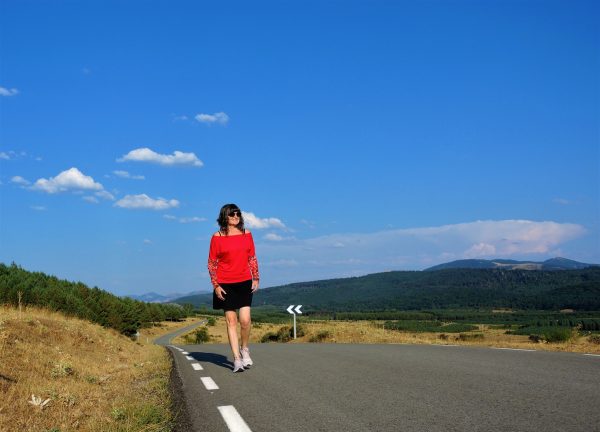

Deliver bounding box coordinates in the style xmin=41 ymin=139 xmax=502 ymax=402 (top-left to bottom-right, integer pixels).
xmin=207 ymin=235 xmax=220 ymax=290
xmin=248 ymin=255 xmax=259 ymax=281
xmin=247 ymin=231 xmax=260 ymax=292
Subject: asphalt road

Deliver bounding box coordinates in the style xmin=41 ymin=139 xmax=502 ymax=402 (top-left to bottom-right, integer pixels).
xmin=159 ymin=337 xmax=600 ymax=432
xmin=153 ymin=319 xmax=208 ymax=346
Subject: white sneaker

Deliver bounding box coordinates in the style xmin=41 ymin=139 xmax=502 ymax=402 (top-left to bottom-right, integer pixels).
xmin=240 ymin=347 xmax=253 ymax=367
xmin=233 ymin=358 xmax=245 ymax=373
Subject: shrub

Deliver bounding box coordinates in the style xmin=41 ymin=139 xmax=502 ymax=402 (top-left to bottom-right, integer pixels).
xmin=111 ymin=408 xmax=126 ymax=421
xmin=206 ymin=317 xmax=216 ymax=327
xmin=457 ymin=333 xmax=484 ymax=341
xmin=134 ymin=404 xmax=166 ymax=426
xmin=384 ymin=320 xmax=477 ymax=333
xmin=528 ymin=334 xmax=543 ymax=343
xmin=275 ymin=326 xmax=292 ymax=342
xmin=84 ymin=375 xmax=98 ymax=384
xmin=260 ymin=332 xmax=279 ymax=343
xmin=260 ymin=325 xmax=305 ymax=342
xmin=193 ymin=327 xmax=210 ymax=344
xmin=309 ymin=330 xmax=331 ymax=343
xmin=542 ymin=328 xmax=572 ymax=343
xmin=51 ymin=362 xmax=74 ymax=378
xmin=588 ymin=334 xmax=600 ymax=345
xmin=295 ymin=325 xmax=306 ymax=338
xmin=438 ymin=333 xmax=448 ymax=340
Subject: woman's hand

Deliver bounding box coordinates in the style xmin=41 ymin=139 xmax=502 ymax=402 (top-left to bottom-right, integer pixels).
xmin=251 ymin=280 xmax=259 ymax=293
xmin=214 ymin=285 xmax=226 ymax=301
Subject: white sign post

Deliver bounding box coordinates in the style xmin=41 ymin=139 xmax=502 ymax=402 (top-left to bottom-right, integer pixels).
xmin=286 ymin=304 xmax=303 ymax=339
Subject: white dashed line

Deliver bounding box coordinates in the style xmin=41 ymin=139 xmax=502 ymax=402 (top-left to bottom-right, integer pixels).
xmin=218 ymin=405 xmax=252 ymax=432
xmin=181 ymin=351 xmax=189 ymax=355
xmin=491 ymin=347 xmax=536 ymax=352
xmin=186 ymin=356 xmax=194 ymax=360
xmin=200 ymin=377 xmax=219 ymax=390
xmin=191 ymin=363 xmax=203 ymax=370
xmin=584 ymin=353 xmax=600 ymax=357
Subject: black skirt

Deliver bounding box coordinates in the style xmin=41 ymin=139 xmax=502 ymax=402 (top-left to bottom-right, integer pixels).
xmin=213 ymin=279 xmax=253 ymax=311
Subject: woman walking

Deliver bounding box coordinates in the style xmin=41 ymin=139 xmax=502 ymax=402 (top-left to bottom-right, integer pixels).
xmin=208 ymin=203 xmax=259 ymax=372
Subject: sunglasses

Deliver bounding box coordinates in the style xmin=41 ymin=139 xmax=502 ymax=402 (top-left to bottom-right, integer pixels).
xmin=228 ymin=210 xmax=241 ymax=217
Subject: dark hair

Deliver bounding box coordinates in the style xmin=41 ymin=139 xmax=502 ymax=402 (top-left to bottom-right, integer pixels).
xmin=217 ymin=203 xmax=245 ymax=235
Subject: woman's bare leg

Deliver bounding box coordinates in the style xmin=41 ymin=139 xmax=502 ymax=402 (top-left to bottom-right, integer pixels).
xmin=239 ymin=306 xmax=252 ymax=349
xmin=225 ymin=310 xmax=241 ymax=359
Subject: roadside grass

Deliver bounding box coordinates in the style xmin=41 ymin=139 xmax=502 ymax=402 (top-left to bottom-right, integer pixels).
xmin=179 ymin=315 xmax=600 ymax=353
xmin=0 ymin=305 xmax=187 ymax=432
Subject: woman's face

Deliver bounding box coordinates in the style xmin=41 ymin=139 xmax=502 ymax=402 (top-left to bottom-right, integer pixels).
xmin=227 ymin=209 xmax=241 ymax=225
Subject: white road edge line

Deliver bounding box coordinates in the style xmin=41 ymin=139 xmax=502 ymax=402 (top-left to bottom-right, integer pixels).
xmin=185 ymin=356 xmax=194 ymax=360
xmin=218 ymin=405 xmax=252 ymax=432
xmin=200 ymin=377 xmax=219 ymax=390
xmin=491 ymin=347 xmax=536 ymax=352
xmin=584 ymin=353 xmax=600 ymax=357
xmin=191 ymin=363 xmax=203 ymax=370
xmin=181 ymin=351 xmax=189 ymax=355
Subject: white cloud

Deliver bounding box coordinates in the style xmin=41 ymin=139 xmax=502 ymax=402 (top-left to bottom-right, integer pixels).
xmin=83 ymin=196 xmax=99 ymax=204
xmin=10 ymin=176 xmax=30 ymax=185
xmin=30 ymin=205 xmax=46 ymax=211
xmin=95 ymin=190 xmax=115 ymax=200
xmin=256 ymin=219 xmax=588 ymax=285
xmin=463 ymin=242 xmax=497 ymax=258
xmin=114 ymin=194 xmax=179 ymax=210
xmin=143 ymin=239 xmax=152 ymax=245
xmin=264 ymin=259 xmax=299 ymax=268
xmin=113 ymin=170 xmax=145 ymax=180
xmin=195 ymin=112 xmax=229 ymax=125
xmin=264 ymin=233 xmax=284 ymax=241
xmin=163 ymin=214 xmax=206 ymax=223
xmin=179 ymin=217 xmax=206 ymax=224
xmin=553 ymin=198 xmax=571 ymax=205
xmin=1 ymin=151 xmax=18 ymax=159
xmin=243 ymin=211 xmax=286 ymax=229
xmin=300 ymin=219 xmax=316 ymax=229
xmin=31 ymin=167 xmax=104 ymax=194
xmin=0 ymin=87 xmax=19 ymax=96
xmin=117 ymin=148 xmax=203 ymax=167
xmin=172 ymin=114 xmax=189 ymax=121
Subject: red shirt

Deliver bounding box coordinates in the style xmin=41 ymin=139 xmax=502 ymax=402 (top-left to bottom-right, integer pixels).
xmin=207 ymin=232 xmax=259 ymax=287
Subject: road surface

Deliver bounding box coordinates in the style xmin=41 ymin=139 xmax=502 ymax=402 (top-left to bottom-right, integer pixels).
xmin=157 ymin=335 xmax=600 ymax=432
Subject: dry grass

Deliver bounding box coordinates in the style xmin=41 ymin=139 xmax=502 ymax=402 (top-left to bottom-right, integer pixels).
xmin=0 ymin=305 xmax=178 ymax=432
xmin=175 ymin=315 xmax=600 ymax=354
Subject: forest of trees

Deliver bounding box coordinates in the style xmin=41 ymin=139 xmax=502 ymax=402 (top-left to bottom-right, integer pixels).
xmin=179 ymin=267 xmax=600 ymax=312
xmin=0 ymin=263 xmax=193 ymax=336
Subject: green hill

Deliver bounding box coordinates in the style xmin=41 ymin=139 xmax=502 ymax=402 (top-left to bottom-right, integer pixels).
xmin=0 ymin=263 xmax=191 ymax=336
xmin=177 ymin=267 xmax=600 ymax=312
xmin=425 ymin=257 xmax=597 ymax=271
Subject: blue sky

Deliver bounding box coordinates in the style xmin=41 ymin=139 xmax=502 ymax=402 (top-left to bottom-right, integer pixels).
xmin=1 ymin=0 xmax=598 ymax=296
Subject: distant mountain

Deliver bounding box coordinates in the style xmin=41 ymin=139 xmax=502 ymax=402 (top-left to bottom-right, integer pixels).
xmin=424 ymin=257 xmax=598 ymax=271
xmin=176 ymin=267 xmax=600 ymax=312
xmin=125 ymin=290 xmax=205 ymax=303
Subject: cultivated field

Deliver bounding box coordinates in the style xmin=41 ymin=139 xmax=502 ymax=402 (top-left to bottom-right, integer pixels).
xmin=174 ymin=315 xmax=600 ymax=354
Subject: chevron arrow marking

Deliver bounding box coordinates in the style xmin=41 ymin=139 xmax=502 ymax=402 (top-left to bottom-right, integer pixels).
xmin=287 ymin=305 xmax=295 ymax=314
xmin=294 ymin=305 xmax=303 ymax=314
